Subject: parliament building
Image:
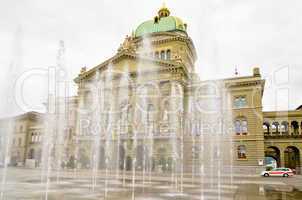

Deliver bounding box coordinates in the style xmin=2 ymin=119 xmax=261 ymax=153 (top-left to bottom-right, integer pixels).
xmin=1 ymin=5 xmax=301 ymax=174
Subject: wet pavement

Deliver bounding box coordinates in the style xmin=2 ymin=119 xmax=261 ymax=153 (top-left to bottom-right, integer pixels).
xmin=1 ymin=168 xmax=302 ymax=200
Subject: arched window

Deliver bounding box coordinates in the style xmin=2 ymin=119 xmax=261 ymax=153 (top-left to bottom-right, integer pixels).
xmin=272 ymin=122 xmax=280 ymax=134
xmin=291 ymin=121 xmax=299 ymax=135
xmin=234 ymin=118 xmax=248 ymax=135
xmin=241 ymin=120 xmax=248 ymax=135
xmin=281 ymin=121 xmax=289 ymax=134
xmin=235 ymin=120 xmax=241 ymax=135
xmin=166 ymin=50 xmax=171 ymax=60
xmin=155 ymin=51 xmax=159 ymax=59
xmin=237 ymin=145 xmax=247 ymax=159
xmin=160 ymin=50 xmax=165 ymax=60
xmin=263 ymin=122 xmax=270 ymax=135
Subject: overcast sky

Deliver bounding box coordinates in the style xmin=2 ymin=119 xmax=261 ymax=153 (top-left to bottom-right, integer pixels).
xmin=0 ymin=0 xmax=302 ymax=115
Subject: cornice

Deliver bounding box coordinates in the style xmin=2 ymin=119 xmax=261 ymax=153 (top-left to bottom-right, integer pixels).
xmin=225 ymin=79 xmax=264 ymax=88
xmin=133 ymin=32 xmax=197 ymax=61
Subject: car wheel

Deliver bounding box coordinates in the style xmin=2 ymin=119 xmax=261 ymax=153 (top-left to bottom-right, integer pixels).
xmin=264 ymin=173 xmax=269 ymax=177
xmin=283 ymin=173 xmax=289 ymax=177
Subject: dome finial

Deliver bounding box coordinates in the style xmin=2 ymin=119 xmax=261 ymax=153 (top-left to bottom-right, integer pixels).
xmin=158 ymin=2 xmax=170 ymax=18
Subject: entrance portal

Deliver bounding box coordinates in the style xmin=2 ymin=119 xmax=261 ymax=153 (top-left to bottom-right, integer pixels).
xmin=284 ymin=146 xmax=300 ymax=173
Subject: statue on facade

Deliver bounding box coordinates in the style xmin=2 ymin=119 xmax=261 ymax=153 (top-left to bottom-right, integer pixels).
xmin=80 ymin=66 xmax=87 ymax=74
xmin=118 ymin=35 xmax=136 ymax=53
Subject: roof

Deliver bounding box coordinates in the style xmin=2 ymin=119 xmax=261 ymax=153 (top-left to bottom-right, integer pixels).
xmin=263 ymin=110 xmax=302 ymax=118
xmin=0 ymin=111 xmax=45 ymax=122
xmin=134 ymin=6 xmax=187 ymax=38
xmin=135 ymin=16 xmax=186 ymax=38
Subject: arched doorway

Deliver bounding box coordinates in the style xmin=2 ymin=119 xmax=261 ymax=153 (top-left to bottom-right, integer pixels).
xmin=99 ymin=147 xmax=105 ymax=169
xmin=136 ymin=145 xmax=149 ymax=171
xmin=158 ymin=147 xmax=169 ymax=172
xmin=291 ymin=121 xmax=299 ymax=135
xmin=126 ymin=156 xmax=132 ymax=171
xmin=284 ymin=146 xmax=300 ymax=173
xmin=28 ymin=148 xmax=35 ymax=159
xmin=265 ymin=146 xmax=280 ymax=167
xmin=118 ymin=145 xmax=125 ymax=170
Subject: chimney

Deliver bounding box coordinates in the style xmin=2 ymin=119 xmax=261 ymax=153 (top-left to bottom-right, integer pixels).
xmin=253 ymin=67 xmax=261 ymax=77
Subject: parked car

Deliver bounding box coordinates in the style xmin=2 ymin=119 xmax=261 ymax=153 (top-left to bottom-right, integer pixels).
xmin=261 ymin=168 xmax=294 ymax=177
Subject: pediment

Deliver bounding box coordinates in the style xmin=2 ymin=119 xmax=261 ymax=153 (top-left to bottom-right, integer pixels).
xmin=75 ymin=51 xmax=183 ymax=82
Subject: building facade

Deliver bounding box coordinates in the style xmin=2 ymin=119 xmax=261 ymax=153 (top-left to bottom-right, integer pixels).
xmin=0 ymin=5 xmax=301 ymax=174
xmin=0 ymin=112 xmax=44 ymax=167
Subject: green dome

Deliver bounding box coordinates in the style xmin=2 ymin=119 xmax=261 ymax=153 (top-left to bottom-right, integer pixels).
xmin=134 ymin=16 xmax=187 ymax=38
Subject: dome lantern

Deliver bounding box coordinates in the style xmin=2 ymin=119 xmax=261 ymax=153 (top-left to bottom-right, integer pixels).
xmin=134 ymin=3 xmax=187 ymax=38
xmin=158 ymin=3 xmax=170 ymax=18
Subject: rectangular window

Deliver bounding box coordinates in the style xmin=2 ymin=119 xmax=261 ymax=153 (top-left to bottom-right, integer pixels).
xmin=234 ymin=96 xmax=247 ymax=108
xmin=237 ymin=145 xmax=247 ymax=159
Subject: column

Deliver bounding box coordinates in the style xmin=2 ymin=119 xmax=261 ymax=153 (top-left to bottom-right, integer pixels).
xmin=280 ymin=148 xmax=285 ymax=167
xmin=288 ymin=121 xmax=292 ymax=136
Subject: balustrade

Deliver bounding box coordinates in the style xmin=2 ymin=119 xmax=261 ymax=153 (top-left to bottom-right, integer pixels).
xmin=264 ymin=120 xmax=302 ymax=138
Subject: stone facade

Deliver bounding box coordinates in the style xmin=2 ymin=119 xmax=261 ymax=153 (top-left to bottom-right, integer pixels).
xmin=0 ymin=112 xmax=44 ymax=166
xmin=263 ymin=110 xmax=302 ymax=173
xmin=0 ymin=6 xmax=301 ymax=174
